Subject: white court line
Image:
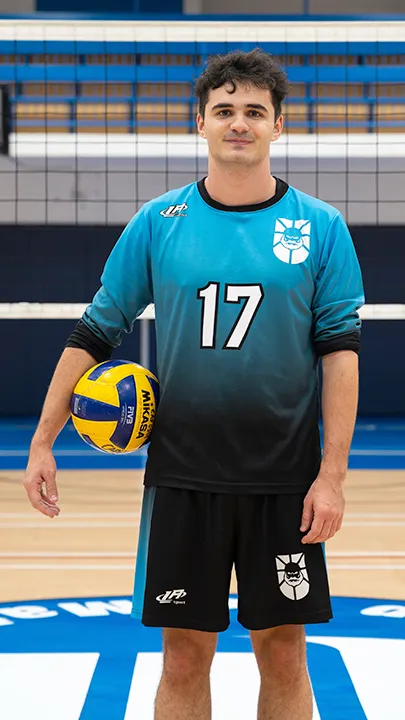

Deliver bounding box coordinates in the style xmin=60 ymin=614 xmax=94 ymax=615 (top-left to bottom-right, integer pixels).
xmin=328 ymin=564 xmax=405 ymax=570
xmin=1 ymin=563 xmax=405 ymax=571
xmin=0 ymin=552 xmax=136 ymax=558
xmin=0 ymin=652 xmax=100 ymax=720
xmin=4 ymin=520 xmax=405 ymax=529
xmin=127 ymin=651 xmax=321 ymax=720
xmin=0 ymin=512 xmax=140 ymax=519
xmin=327 ymin=551 xmax=405 ymax=558
xmin=343 ymin=522 xmax=405 ymax=527
xmin=1 ymin=512 xmax=404 ymax=520
xmin=1 ymin=550 xmax=405 ymax=559
xmin=0 ymin=564 xmax=135 ymax=570
xmin=345 ymin=514 xmax=405 ymax=519
xmin=0 ymin=522 xmax=139 ymax=528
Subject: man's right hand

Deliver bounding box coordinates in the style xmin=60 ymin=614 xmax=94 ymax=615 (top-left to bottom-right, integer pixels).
xmin=23 ymin=447 xmax=60 ymax=519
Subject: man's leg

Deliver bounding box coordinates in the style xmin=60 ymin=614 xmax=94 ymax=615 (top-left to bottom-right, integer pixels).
xmin=154 ymin=628 xmax=218 ymax=720
xmin=250 ymin=624 xmax=312 ymax=720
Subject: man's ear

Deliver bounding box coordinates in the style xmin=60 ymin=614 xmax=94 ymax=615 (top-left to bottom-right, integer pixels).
xmin=197 ymin=112 xmax=206 ymax=138
xmin=271 ymin=114 xmax=284 ymax=142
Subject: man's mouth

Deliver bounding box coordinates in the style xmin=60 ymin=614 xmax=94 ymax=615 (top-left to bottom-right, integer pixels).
xmin=225 ymin=139 xmax=252 ymax=145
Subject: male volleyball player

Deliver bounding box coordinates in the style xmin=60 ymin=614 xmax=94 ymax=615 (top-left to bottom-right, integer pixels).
xmin=24 ymin=49 xmax=364 ymax=720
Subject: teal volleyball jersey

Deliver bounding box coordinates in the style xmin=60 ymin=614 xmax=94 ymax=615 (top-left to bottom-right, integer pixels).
xmin=82 ymin=178 xmax=364 ymax=493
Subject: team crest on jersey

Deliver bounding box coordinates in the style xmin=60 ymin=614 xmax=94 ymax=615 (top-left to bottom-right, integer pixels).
xmin=273 ymin=219 xmax=311 ymax=265
xmin=276 ymin=553 xmax=310 ymax=600
xmin=160 ymin=203 xmax=188 ymax=218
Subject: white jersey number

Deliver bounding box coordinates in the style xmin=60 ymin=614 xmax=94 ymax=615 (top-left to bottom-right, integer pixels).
xmin=197 ymin=282 xmax=264 ymax=350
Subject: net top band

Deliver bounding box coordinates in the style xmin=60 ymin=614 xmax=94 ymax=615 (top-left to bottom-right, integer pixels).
xmin=0 ymin=20 xmax=405 ymax=43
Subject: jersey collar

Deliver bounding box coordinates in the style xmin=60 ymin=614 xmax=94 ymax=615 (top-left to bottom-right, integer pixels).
xmin=197 ymin=176 xmax=289 ymax=213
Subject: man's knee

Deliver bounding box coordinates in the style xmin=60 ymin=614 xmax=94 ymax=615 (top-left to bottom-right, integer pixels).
xmin=251 ymin=624 xmax=307 ymax=679
xmin=162 ymin=628 xmax=217 ymax=686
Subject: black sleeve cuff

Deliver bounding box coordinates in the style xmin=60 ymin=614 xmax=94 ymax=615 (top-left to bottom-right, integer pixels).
xmin=65 ymin=319 xmax=114 ymax=364
xmin=315 ymin=330 xmax=361 ymax=357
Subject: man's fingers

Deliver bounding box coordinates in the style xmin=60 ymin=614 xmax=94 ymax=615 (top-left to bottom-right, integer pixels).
xmin=302 ymin=511 xmax=343 ymax=543
xmin=24 ymin=470 xmax=60 ymax=518
xmin=328 ymin=515 xmax=343 ymax=539
xmin=30 ymin=489 xmax=60 ymax=518
xmin=301 ymin=516 xmax=325 ymax=544
xmin=316 ymin=521 xmax=334 ymax=543
xmin=23 ymin=449 xmax=60 ymax=518
xmin=41 ymin=481 xmax=59 ymax=505
xmin=44 ymin=472 xmax=59 ymax=503
xmin=300 ymin=497 xmax=314 ymax=532
xmin=327 ymin=519 xmax=339 ymax=541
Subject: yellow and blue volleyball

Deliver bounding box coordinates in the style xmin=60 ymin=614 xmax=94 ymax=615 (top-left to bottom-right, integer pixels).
xmin=70 ymin=360 xmax=159 ymax=454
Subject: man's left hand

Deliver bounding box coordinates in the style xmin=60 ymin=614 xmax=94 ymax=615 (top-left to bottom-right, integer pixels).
xmin=300 ymin=474 xmax=346 ymax=544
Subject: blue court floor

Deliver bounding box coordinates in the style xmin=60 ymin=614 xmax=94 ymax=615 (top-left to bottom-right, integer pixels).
xmin=0 ymin=594 xmax=405 ymax=719
xmin=1 ymin=417 xmax=405 ymax=470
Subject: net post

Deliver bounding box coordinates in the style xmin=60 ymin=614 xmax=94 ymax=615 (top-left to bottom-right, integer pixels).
xmin=0 ymin=85 xmax=10 ymax=156
xmin=140 ymin=318 xmax=151 ymax=370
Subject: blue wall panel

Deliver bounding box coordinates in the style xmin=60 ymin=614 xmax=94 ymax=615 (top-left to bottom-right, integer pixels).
xmin=37 ymin=0 xmax=135 ymax=11
xmin=0 ymin=319 xmax=143 ymax=417
xmin=36 ymin=0 xmax=182 ymax=13
xmin=2 ymin=224 xmax=404 ymax=304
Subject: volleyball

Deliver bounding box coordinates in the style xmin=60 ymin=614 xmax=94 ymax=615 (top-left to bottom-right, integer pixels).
xmin=70 ymin=360 xmax=159 ymax=454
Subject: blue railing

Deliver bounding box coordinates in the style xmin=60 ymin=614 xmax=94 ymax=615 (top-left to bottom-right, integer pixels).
xmin=1 ymin=39 xmax=405 ymax=53
xmin=2 ymin=65 xmax=405 ymax=83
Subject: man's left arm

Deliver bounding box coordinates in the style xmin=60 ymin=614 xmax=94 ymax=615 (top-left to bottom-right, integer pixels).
xmin=301 ymin=211 xmax=365 ymax=544
xmin=300 ymin=349 xmax=358 ymax=544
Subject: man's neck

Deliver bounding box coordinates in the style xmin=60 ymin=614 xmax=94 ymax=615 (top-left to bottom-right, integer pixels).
xmin=204 ymin=162 xmax=276 ymax=207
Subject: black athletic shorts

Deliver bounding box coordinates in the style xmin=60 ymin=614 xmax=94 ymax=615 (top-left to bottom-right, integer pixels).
xmin=131 ymin=487 xmax=333 ymax=632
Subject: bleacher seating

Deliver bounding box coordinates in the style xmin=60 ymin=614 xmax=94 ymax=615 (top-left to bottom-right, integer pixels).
xmin=1 ymin=42 xmax=405 ymax=134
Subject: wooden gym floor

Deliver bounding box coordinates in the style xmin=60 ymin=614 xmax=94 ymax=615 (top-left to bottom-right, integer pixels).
xmin=1 ymin=468 xmax=405 ymax=604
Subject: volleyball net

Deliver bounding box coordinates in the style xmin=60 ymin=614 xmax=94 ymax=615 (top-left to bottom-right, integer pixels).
xmin=0 ymin=18 xmax=404 ymax=225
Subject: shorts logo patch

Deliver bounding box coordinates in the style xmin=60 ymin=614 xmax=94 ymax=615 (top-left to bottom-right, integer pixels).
xmin=276 ymin=553 xmax=310 ymax=601
xmin=156 ymin=589 xmax=187 ymax=605
xmin=273 ymin=219 xmax=311 ymax=265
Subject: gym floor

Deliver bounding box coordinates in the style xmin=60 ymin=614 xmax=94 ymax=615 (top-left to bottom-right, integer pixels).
xmin=0 ymin=418 xmax=404 ymax=719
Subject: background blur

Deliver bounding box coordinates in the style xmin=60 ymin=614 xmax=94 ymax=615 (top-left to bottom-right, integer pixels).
xmin=0 ymin=6 xmax=404 ymax=426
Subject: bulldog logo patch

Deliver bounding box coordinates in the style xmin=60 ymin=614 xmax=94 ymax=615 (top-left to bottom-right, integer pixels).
xmin=273 ymin=219 xmax=311 ymax=265
xmin=276 ymin=553 xmax=310 ymax=601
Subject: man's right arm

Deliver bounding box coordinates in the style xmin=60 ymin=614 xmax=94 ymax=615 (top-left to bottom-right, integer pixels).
xmin=24 ymin=206 xmax=153 ymax=518
xmin=24 ymin=347 xmax=98 ymax=518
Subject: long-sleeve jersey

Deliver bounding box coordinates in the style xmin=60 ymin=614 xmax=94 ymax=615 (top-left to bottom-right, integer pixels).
xmin=78 ymin=177 xmax=364 ymax=494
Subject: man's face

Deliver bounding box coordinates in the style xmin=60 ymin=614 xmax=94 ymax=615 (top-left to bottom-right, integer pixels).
xmin=197 ymin=82 xmax=283 ymax=168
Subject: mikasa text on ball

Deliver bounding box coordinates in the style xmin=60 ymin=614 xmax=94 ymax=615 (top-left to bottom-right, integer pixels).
xmin=70 ymin=360 xmax=159 ymax=454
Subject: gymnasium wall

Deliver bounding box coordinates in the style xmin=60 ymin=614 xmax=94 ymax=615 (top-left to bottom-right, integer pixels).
xmin=201 ymin=0 xmax=405 ymax=14
xmin=35 ymin=0 xmax=182 ymax=13
xmin=0 ymin=0 xmax=35 ymax=13
xmin=1 ymin=0 xmax=404 ymax=13
xmin=0 ymin=224 xmax=404 ymax=417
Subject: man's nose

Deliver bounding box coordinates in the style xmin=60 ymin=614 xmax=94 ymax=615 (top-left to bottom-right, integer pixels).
xmin=229 ymin=114 xmax=250 ymax=132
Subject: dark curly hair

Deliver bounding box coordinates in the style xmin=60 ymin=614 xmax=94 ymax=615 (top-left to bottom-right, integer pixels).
xmin=194 ymin=48 xmax=289 ymax=121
